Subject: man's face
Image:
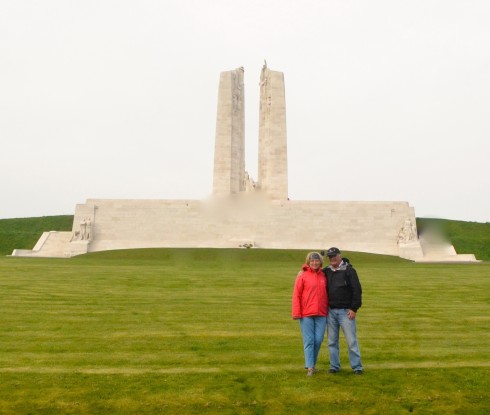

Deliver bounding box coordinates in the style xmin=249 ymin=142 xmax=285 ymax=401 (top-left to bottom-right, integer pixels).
xmin=328 ymin=254 xmax=342 ymax=268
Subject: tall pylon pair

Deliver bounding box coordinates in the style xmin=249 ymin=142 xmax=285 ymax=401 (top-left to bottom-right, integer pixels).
xmin=212 ymin=63 xmax=288 ymax=200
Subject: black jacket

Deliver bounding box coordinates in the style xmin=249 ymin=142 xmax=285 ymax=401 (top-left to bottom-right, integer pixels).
xmin=323 ymin=260 xmax=362 ymax=312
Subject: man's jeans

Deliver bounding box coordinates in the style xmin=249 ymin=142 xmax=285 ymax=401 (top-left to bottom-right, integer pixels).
xmin=327 ymin=308 xmax=363 ymax=371
xmin=299 ymin=316 xmax=327 ymax=368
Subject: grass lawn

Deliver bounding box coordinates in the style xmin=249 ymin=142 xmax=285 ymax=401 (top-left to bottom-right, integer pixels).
xmin=0 ymin=248 xmax=489 ymax=414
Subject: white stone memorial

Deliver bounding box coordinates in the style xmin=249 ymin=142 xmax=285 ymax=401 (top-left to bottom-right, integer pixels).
xmin=12 ymin=64 xmax=477 ymax=262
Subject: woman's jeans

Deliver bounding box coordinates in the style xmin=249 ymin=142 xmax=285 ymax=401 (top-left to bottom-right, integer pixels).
xmin=327 ymin=308 xmax=363 ymax=371
xmin=299 ymin=316 xmax=327 ymax=368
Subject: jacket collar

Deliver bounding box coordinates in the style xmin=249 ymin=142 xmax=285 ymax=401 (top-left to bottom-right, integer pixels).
xmin=326 ymin=260 xmax=348 ymax=272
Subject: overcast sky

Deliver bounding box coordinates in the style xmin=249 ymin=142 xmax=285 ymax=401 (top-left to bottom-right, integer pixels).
xmin=1 ymin=0 xmax=489 ymax=222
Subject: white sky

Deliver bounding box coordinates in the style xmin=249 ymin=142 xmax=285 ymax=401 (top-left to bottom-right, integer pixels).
xmin=1 ymin=0 xmax=489 ymax=222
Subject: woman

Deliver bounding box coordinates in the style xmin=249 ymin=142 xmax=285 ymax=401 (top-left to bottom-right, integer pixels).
xmin=292 ymin=252 xmax=328 ymax=376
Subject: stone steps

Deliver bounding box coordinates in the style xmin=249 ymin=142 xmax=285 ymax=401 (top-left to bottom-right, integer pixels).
xmin=11 ymin=231 xmax=72 ymax=258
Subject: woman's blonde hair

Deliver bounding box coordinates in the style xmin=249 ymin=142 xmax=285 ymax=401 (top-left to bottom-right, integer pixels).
xmin=305 ymin=251 xmax=324 ymax=266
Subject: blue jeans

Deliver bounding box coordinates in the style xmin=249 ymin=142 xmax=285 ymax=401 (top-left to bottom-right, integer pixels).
xmin=327 ymin=308 xmax=363 ymax=371
xmin=299 ymin=316 xmax=327 ymax=368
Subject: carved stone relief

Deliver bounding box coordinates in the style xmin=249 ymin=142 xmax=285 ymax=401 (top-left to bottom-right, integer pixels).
xmin=397 ymin=218 xmax=417 ymax=244
xmin=71 ymin=218 xmax=92 ymax=242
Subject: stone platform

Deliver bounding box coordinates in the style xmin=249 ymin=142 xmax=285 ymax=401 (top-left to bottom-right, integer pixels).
xmin=12 ymin=197 xmax=422 ymax=259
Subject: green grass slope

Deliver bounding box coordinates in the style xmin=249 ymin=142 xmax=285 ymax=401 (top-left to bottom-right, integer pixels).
xmin=0 ymin=215 xmax=73 ymax=255
xmin=0 ymin=248 xmax=488 ymax=414
xmin=417 ymin=218 xmax=490 ymax=261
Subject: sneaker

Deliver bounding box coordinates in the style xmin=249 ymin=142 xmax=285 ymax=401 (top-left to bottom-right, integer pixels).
xmin=354 ymin=370 xmax=363 ymax=375
xmin=328 ymin=369 xmax=339 ymax=374
xmin=306 ymin=368 xmax=315 ymax=377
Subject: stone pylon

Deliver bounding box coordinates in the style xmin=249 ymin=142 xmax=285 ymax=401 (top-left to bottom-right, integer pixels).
xmin=212 ymin=64 xmax=288 ymax=199
xmin=258 ymin=63 xmax=288 ymax=200
xmin=212 ymin=67 xmax=245 ymax=196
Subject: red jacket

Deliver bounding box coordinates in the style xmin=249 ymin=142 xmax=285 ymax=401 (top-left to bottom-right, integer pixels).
xmin=292 ymin=265 xmax=328 ymax=319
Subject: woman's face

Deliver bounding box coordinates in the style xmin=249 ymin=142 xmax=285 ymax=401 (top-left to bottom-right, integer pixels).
xmin=309 ymin=258 xmax=322 ymax=270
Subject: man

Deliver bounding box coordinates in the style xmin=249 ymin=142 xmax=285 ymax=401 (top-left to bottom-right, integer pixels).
xmin=323 ymin=247 xmax=363 ymax=375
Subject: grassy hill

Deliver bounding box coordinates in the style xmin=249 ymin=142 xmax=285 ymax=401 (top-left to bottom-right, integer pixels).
xmin=416 ymin=218 xmax=490 ymax=261
xmin=1 ymin=215 xmax=488 ymax=260
xmin=1 ymin=247 xmax=488 ymax=414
